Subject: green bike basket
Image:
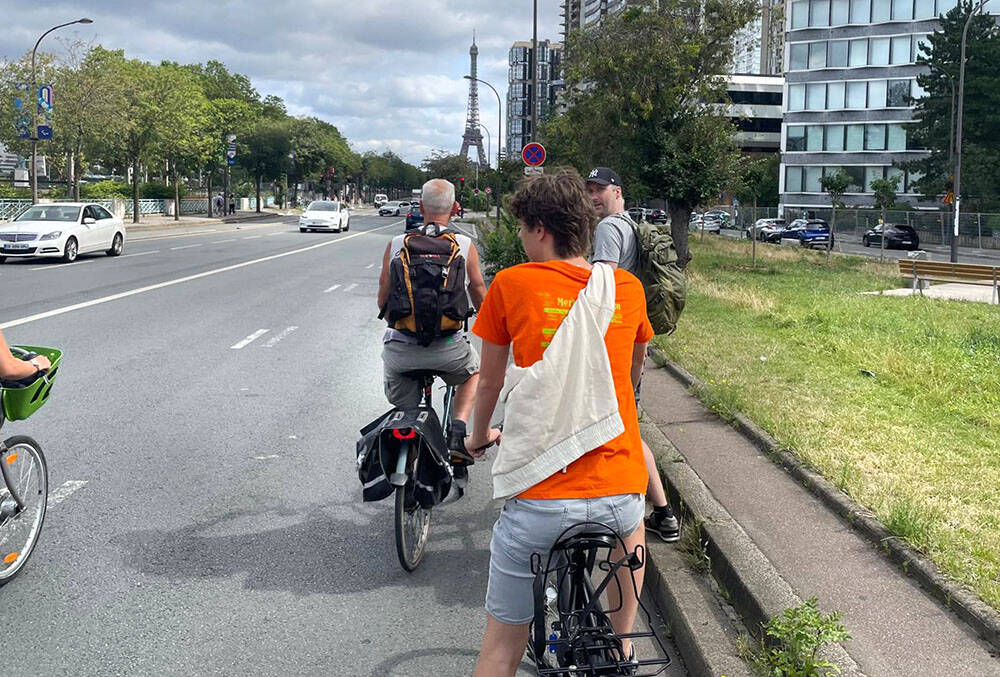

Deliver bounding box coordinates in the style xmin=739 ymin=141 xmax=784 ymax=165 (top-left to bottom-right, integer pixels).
xmin=1 ymin=345 xmax=62 ymax=421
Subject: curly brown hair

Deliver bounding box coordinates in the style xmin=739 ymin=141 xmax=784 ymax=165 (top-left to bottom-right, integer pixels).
xmin=510 ymin=168 xmax=597 ymax=258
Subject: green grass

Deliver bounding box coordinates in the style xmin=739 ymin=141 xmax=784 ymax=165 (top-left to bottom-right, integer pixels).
xmin=655 ymin=237 xmax=1000 ymax=610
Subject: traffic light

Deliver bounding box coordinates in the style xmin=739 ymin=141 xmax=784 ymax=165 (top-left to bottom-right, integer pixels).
xmin=459 ymin=176 xmax=465 ymax=186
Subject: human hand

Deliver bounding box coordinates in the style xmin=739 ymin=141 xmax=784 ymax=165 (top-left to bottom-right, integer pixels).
xmin=465 ymin=428 xmax=502 ymax=458
xmin=33 ymin=355 xmax=52 ymax=371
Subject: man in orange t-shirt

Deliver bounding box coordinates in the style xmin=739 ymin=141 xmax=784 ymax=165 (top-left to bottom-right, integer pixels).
xmin=465 ymin=170 xmax=653 ymax=676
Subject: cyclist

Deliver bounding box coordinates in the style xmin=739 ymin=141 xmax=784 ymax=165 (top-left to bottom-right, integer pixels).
xmin=0 ymin=329 xmax=50 ymax=381
xmin=465 ymin=170 xmax=651 ymax=676
xmin=377 ymin=178 xmax=487 ymax=470
xmin=587 ymin=167 xmax=680 ymax=543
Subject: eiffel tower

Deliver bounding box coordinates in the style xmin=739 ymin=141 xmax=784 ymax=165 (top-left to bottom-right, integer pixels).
xmin=459 ymin=31 xmax=488 ymax=167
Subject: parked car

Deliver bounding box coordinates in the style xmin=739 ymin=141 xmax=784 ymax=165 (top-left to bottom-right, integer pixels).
xmin=862 ymin=224 xmax=919 ymax=250
xmin=703 ymin=209 xmax=732 ymax=228
xmin=405 ymin=204 xmax=424 ymax=230
xmin=379 ymin=200 xmax=411 ymax=216
xmin=299 ymin=200 xmax=349 ymax=232
xmin=746 ymin=218 xmax=785 ymax=241
xmin=690 ymin=213 xmax=721 ymax=234
xmin=0 ymin=202 xmax=126 ymax=263
xmin=647 ymin=208 xmax=668 ymax=225
xmin=374 ymin=193 xmax=388 ymax=208
xmin=627 ymin=207 xmax=647 ymax=223
xmin=773 ymin=218 xmax=833 ymax=248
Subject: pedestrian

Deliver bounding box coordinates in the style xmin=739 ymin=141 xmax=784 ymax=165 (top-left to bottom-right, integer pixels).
xmin=586 ymin=166 xmax=681 ymax=543
xmin=466 ymin=170 xmax=652 ymax=675
xmin=213 ymin=193 xmax=224 ymax=215
xmin=228 ymin=196 xmax=236 ymax=215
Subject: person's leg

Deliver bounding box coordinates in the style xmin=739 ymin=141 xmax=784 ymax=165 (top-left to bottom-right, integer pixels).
xmin=438 ymin=336 xmax=480 ymax=452
xmin=606 ymin=524 xmax=646 ymax=658
xmin=452 ymin=371 xmax=479 ymax=423
xmin=382 ymin=342 xmax=423 ymax=409
xmin=473 ymin=615 xmax=530 ymax=677
xmin=643 ymin=438 xmax=680 ymax=542
xmin=643 ymin=439 xmax=668 ymax=507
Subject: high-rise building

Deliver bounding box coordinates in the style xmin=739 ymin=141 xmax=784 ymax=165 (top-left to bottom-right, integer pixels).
xmin=561 ymin=0 xmax=628 ymax=44
xmin=732 ymin=0 xmax=785 ymax=74
xmin=779 ymin=0 xmax=957 ymax=213
xmin=507 ymin=40 xmax=564 ymax=158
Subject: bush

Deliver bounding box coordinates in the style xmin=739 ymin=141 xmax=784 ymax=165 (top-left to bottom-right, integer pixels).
xmin=477 ymin=209 xmax=527 ymax=277
xmin=80 ymin=180 xmax=130 ymax=199
xmin=140 ymin=182 xmax=183 ymax=199
xmin=0 ymin=184 xmax=32 ymax=199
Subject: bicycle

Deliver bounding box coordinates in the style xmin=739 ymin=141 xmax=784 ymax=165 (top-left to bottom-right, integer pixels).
xmin=0 ymin=345 xmax=61 ymax=587
xmin=528 ymin=522 xmax=672 ymax=676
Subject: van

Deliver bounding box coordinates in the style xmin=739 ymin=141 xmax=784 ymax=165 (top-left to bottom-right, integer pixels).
xmin=374 ymin=194 xmax=388 ymax=208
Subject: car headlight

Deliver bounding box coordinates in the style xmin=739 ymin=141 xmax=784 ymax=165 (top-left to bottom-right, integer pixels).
xmin=40 ymin=231 xmax=62 ymax=240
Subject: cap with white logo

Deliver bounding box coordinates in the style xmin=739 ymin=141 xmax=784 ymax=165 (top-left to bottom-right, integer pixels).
xmin=586 ymin=167 xmax=622 ymax=187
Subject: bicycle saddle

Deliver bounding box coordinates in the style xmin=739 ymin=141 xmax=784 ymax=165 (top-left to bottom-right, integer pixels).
xmin=399 ymin=369 xmax=442 ymax=386
xmin=552 ymin=531 xmax=617 ymax=554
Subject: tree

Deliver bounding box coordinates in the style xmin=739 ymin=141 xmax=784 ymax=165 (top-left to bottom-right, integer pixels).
xmin=243 ymin=117 xmax=292 ymax=212
xmin=907 ymin=1 xmax=1000 ymax=211
xmin=734 ymin=157 xmax=773 ymax=267
xmin=871 ymin=175 xmax=901 ymax=263
xmin=819 ymin=169 xmax=851 ymax=262
xmin=542 ymin=0 xmax=758 ymax=267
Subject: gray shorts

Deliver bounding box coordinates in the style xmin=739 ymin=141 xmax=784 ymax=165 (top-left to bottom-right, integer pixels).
xmin=382 ymin=335 xmax=479 ymax=408
xmin=485 ymin=494 xmax=645 ymax=625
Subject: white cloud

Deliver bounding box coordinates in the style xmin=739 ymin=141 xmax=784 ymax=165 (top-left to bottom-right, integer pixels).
xmin=1 ymin=0 xmax=563 ymax=164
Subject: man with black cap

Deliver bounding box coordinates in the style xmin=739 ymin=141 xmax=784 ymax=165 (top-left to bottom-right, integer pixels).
xmin=586 ymin=166 xmax=681 ymax=544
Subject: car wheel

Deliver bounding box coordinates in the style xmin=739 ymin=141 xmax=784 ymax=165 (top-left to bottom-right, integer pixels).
xmin=62 ymin=237 xmax=78 ymax=263
xmin=107 ymin=232 xmax=124 ymax=257
xmin=862 ymin=236 xmax=870 ymax=247
xmin=344 ymin=219 xmax=349 ymax=232
xmin=300 ymin=227 xmax=307 ymax=233
xmin=0 ymin=256 xmax=5 ymax=264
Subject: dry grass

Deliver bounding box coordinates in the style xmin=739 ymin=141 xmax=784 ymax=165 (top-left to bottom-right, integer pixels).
xmin=657 ymin=237 xmax=1000 ymax=609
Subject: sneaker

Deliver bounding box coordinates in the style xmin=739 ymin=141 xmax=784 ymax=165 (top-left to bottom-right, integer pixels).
xmin=447 ymin=420 xmax=475 ymax=466
xmin=645 ymin=507 xmax=680 ymax=543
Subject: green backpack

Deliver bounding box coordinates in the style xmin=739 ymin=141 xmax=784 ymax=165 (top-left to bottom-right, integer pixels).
xmin=620 ymin=214 xmax=687 ymax=336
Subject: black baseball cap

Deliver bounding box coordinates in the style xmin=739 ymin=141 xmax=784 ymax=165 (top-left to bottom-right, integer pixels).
xmin=585 ymin=167 xmax=622 ymax=187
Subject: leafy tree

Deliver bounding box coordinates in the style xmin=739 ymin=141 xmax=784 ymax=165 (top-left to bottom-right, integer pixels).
xmin=243 ymin=117 xmax=292 ymax=212
xmin=907 ymin=1 xmax=1000 ymax=210
xmin=820 ymin=169 xmax=851 ymax=262
xmin=542 ymin=0 xmax=758 ymax=267
xmin=871 ymin=175 xmax=901 ymax=262
xmin=733 ymin=156 xmax=774 ymax=267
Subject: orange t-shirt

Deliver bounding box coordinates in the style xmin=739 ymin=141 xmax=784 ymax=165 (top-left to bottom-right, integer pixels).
xmin=472 ymin=260 xmax=654 ymax=499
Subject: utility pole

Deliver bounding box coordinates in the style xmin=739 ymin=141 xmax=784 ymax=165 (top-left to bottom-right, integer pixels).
xmin=531 ymin=0 xmax=538 ymax=145
xmin=953 ymin=0 xmax=988 ymax=263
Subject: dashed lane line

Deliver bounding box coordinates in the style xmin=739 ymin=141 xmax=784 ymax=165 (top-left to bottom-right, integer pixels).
xmin=324 ymin=284 xmax=341 ymax=293
xmin=211 ymin=238 xmax=237 ymax=244
xmin=231 ymin=329 xmax=269 ymax=350
xmin=344 ymin=283 xmax=358 ymax=292
xmin=47 ymin=480 xmax=88 ymax=508
xmin=0 ymin=221 xmax=402 ymax=330
xmin=120 ymin=250 xmax=159 ymax=258
xmin=366 ymin=263 xmax=375 ymax=269
xmin=29 ymin=260 xmax=92 ymax=271
xmin=264 ymin=326 xmax=298 ymax=348
xmin=243 ymin=235 xmax=262 ymax=240
xmin=170 ymin=244 xmax=200 ymax=251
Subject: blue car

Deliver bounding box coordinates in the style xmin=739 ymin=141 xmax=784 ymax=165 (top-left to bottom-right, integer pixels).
xmin=405 ymin=205 xmax=423 ymax=230
xmin=775 ymin=219 xmax=833 ymax=248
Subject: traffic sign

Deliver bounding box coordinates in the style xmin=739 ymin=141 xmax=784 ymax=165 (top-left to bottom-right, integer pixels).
xmin=521 ymin=142 xmax=546 ymax=167
xmin=523 ymin=166 xmax=544 ymax=176
xmin=37 ymin=126 xmax=52 ymax=139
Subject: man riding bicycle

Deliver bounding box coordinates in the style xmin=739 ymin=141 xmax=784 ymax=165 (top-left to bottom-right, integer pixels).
xmin=377 ymin=178 xmax=487 ymax=477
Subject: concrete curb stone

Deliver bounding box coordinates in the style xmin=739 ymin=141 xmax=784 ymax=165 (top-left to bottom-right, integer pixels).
xmin=648 ymin=345 xmax=1000 ymax=655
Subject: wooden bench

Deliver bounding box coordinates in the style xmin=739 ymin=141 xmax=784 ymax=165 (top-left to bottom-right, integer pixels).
xmin=897 ymin=259 xmax=999 ymax=305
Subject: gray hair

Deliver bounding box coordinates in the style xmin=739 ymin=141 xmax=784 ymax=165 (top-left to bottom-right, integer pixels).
xmin=421 ymin=179 xmax=455 ymax=216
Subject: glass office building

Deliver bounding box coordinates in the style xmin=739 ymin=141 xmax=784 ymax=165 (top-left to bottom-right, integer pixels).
xmin=507 ymin=40 xmax=564 ymax=156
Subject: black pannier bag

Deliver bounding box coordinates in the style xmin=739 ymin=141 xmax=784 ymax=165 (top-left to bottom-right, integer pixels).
xmin=356 ymin=407 xmax=453 ymax=508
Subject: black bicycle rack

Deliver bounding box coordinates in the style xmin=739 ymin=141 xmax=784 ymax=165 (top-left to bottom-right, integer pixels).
xmin=529 ymin=522 xmax=672 ymax=677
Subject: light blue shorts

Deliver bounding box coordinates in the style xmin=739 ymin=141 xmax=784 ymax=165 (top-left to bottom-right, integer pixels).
xmin=485 ymin=493 xmax=645 ymax=625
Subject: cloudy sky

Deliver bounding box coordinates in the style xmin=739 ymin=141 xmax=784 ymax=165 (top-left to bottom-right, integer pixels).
xmin=2 ymin=0 xmax=563 ymax=165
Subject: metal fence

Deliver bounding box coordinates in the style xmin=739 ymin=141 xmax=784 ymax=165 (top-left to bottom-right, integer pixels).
xmin=180 ymin=199 xmax=208 ymax=214
xmin=0 ymin=199 xmax=31 ymax=221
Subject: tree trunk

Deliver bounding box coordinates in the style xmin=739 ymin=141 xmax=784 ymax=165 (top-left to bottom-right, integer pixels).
xmin=73 ymin=146 xmax=82 ymax=201
xmin=255 ymin=171 xmax=262 ymax=213
xmin=132 ymin=156 xmax=140 ymax=224
xmin=669 ymin=204 xmax=692 ymax=269
xmin=752 ymin=196 xmax=758 ymax=268
xmin=880 ymin=206 xmax=887 ymax=263
xmin=173 ymin=165 xmax=180 ymax=221
xmin=827 ymin=205 xmax=836 ymax=263
xmin=207 ymin=172 xmax=213 ymax=217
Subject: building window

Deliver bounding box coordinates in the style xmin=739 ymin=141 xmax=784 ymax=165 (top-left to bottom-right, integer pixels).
xmin=869 ymin=79 xmax=887 ymax=107
xmin=789 ymin=83 xmax=806 ymax=111
xmin=829 ymin=40 xmax=849 ymax=67
xmin=786 ymin=166 xmax=804 ymax=192
xmin=846 ymin=124 xmax=865 ymax=150
xmin=832 ymin=0 xmax=851 ymax=23
xmin=915 ymin=0 xmax=935 ymax=18
xmin=809 ymin=42 xmax=828 ymax=69
xmin=865 ymin=124 xmax=887 ymax=150
xmin=807 ymin=82 xmax=827 ymax=109
xmin=790 ymin=43 xmax=809 ymax=70
xmin=849 ymin=38 xmax=868 ymax=66
xmin=887 ymin=79 xmax=910 ymax=106
xmin=891 ymin=35 xmax=911 ymax=64
xmin=805 ymin=166 xmax=824 ymax=192
xmin=892 ymin=0 xmax=913 ymax=20
xmin=828 ymin=81 xmax=846 ymax=108
xmin=827 ymin=124 xmax=846 ymax=151
xmin=911 ymin=78 xmax=927 ymax=99
xmin=850 ymin=0 xmax=871 ymax=22
xmin=846 ymin=81 xmax=867 ymax=108
xmin=865 ymin=166 xmax=885 ymax=190
xmin=787 ymin=126 xmax=807 ymax=151
xmin=792 ymin=0 xmax=809 ymax=27
xmin=872 ymin=0 xmax=891 ymax=21
xmin=888 ymin=124 xmax=907 ymax=150
xmin=811 ymin=0 xmax=831 ymax=25
xmin=846 ymin=166 xmax=866 ymax=191
xmin=807 ymin=125 xmax=825 ymax=150
xmin=870 ymin=37 xmax=890 ymax=65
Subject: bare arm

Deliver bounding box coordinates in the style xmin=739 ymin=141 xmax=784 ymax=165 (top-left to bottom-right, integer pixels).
xmin=0 ymin=330 xmax=50 ymax=380
xmin=466 ymin=339 xmax=508 ymax=454
xmin=376 ymin=241 xmax=393 ymax=311
xmin=466 ymin=245 xmax=487 ymax=310
xmin=631 ymin=341 xmax=648 ymax=393
xmin=595 ymin=260 xmax=619 ymax=270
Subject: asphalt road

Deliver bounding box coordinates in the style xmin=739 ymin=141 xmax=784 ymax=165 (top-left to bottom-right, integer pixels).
xmin=0 ymin=213 xmax=683 ymax=676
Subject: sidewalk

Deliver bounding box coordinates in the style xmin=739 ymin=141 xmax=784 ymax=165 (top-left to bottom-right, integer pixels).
xmin=639 ymin=360 xmax=1000 ymax=675
xmin=126 ymin=209 xmax=280 ymax=233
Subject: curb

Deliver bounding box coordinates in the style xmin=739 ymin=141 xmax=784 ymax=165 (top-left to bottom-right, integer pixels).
xmin=639 ymin=417 xmax=863 ymax=677
xmin=647 ymin=345 xmax=1000 ymax=654
xmin=126 ymin=212 xmax=274 ymax=232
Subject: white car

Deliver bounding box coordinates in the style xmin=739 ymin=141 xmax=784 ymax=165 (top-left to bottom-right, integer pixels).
xmin=299 ymin=201 xmax=350 ymax=232
xmin=379 ymin=200 xmax=411 ymax=217
xmin=374 ymin=193 xmax=388 ymax=208
xmin=0 ymin=202 xmax=125 ymax=263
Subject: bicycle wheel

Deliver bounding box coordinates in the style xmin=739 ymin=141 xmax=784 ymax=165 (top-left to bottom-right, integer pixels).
xmin=394 ymin=476 xmax=431 ymax=572
xmin=0 ymin=436 xmax=48 ymax=586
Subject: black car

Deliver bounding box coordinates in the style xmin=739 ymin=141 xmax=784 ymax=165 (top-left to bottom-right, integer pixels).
xmin=647 ymin=208 xmax=668 ymax=224
xmin=405 ymin=204 xmax=423 ymax=230
xmin=627 ymin=207 xmax=647 ymax=223
xmin=862 ymin=224 xmax=919 ymax=250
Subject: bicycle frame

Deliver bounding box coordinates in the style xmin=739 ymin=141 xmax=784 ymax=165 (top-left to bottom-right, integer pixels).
xmin=0 ymin=437 xmax=26 ymax=517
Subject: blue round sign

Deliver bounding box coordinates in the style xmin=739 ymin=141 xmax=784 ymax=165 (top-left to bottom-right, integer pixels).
xmin=521 ymin=142 xmax=546 ymax=167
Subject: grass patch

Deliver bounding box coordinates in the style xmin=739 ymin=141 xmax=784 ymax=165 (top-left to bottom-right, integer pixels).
xmin=656 ymin=237 xmax=1000 ymax=610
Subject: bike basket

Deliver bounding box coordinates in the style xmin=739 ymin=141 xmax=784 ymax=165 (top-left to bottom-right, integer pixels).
xmin=1 ymin=345 xmax=62 ymax=421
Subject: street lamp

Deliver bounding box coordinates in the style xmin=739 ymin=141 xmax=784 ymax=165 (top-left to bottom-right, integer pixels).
xmin=477 ymin=122 xmax=491 ymax=169
xmin=30 ymin=18 xmax=93 ymax=204
xmin=952 ymin=0 xmax=988 ymax=263
xmin=465 ymin=75 xmax=502 ymax=223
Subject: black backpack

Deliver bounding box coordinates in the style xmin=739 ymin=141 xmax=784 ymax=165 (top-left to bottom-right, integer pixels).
xmin=380 ymin=224 xmax=474 ymax=346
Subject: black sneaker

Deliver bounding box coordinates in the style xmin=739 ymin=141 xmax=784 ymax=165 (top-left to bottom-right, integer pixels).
xmin=645 ymin=507 xmax=680 ymax=543
xmin=448 ymin=420 xmax=475 ymax=466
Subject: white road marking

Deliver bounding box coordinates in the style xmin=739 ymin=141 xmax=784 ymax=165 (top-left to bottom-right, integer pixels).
xmin=344 ymin=283 xmax=358 ymax=292
xmin=211 ymin=238 xmax=236 ymax=244
xmin=254 ymin=455 xmax=280 ymax=460
xmin=231 ymin=329 xmax=269 ymax=350
xmin=47 ymin=480 xmax=88 ymax=508
xmin=170 ymin=244 xmax=200 ymax=251
xmin=366 ymin=263 xmax=375 ymax=269
xmin=264 ymin=325 xmax=298 ymax=348
xmin=29 ymin=260 xmax=92 ymax=271
xmin=267 ymin=232 xmax=283 ymax=236
xmin=120 ymin=250 xmax=159 ymax=258
xmin=324 ymin=284 xmax=341 ymax=293
xmin=0 ymin=222 xmax=402 ymax=330
xmin=243 ymin=235 xmax=262 ymax=240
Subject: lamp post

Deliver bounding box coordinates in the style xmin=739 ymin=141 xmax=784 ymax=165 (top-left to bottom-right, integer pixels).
xmin=531 ymin=0 xmax=538 ymax=143
xmin=30 ymin=18 xmax=92 ymax=204
xmin=477 ymin=122 xmax=492 ymax=169
xmin=465 ymin=75 xmax=502 ymax=223
xmin=952 ymin=0 xmax=988 ymax=263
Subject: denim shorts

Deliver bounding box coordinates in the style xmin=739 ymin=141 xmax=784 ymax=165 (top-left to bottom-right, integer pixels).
xmin=485 ymin=494 xmax=645 ymax=625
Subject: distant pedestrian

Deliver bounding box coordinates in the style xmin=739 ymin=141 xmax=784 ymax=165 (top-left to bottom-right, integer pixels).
xmin=213 ymin=193 xmax=224 ymax=215
xmin=228 ymin=197 xmax=236 ymax=215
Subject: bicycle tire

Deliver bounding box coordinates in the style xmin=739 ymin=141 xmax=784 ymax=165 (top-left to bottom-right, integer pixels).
xmin=0 ymin=436 xmax=48 ymax=586
xmin=394 ymin=443 xmax=431 ymax=572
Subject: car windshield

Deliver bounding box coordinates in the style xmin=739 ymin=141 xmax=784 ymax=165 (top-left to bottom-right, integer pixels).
xmin=14 ymin=205 xmax=81 ymax=222
xmin=307 ymin=202 xmax=340 ymax=212
xmin=409 ymin=206 xmax=421 ymax=214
